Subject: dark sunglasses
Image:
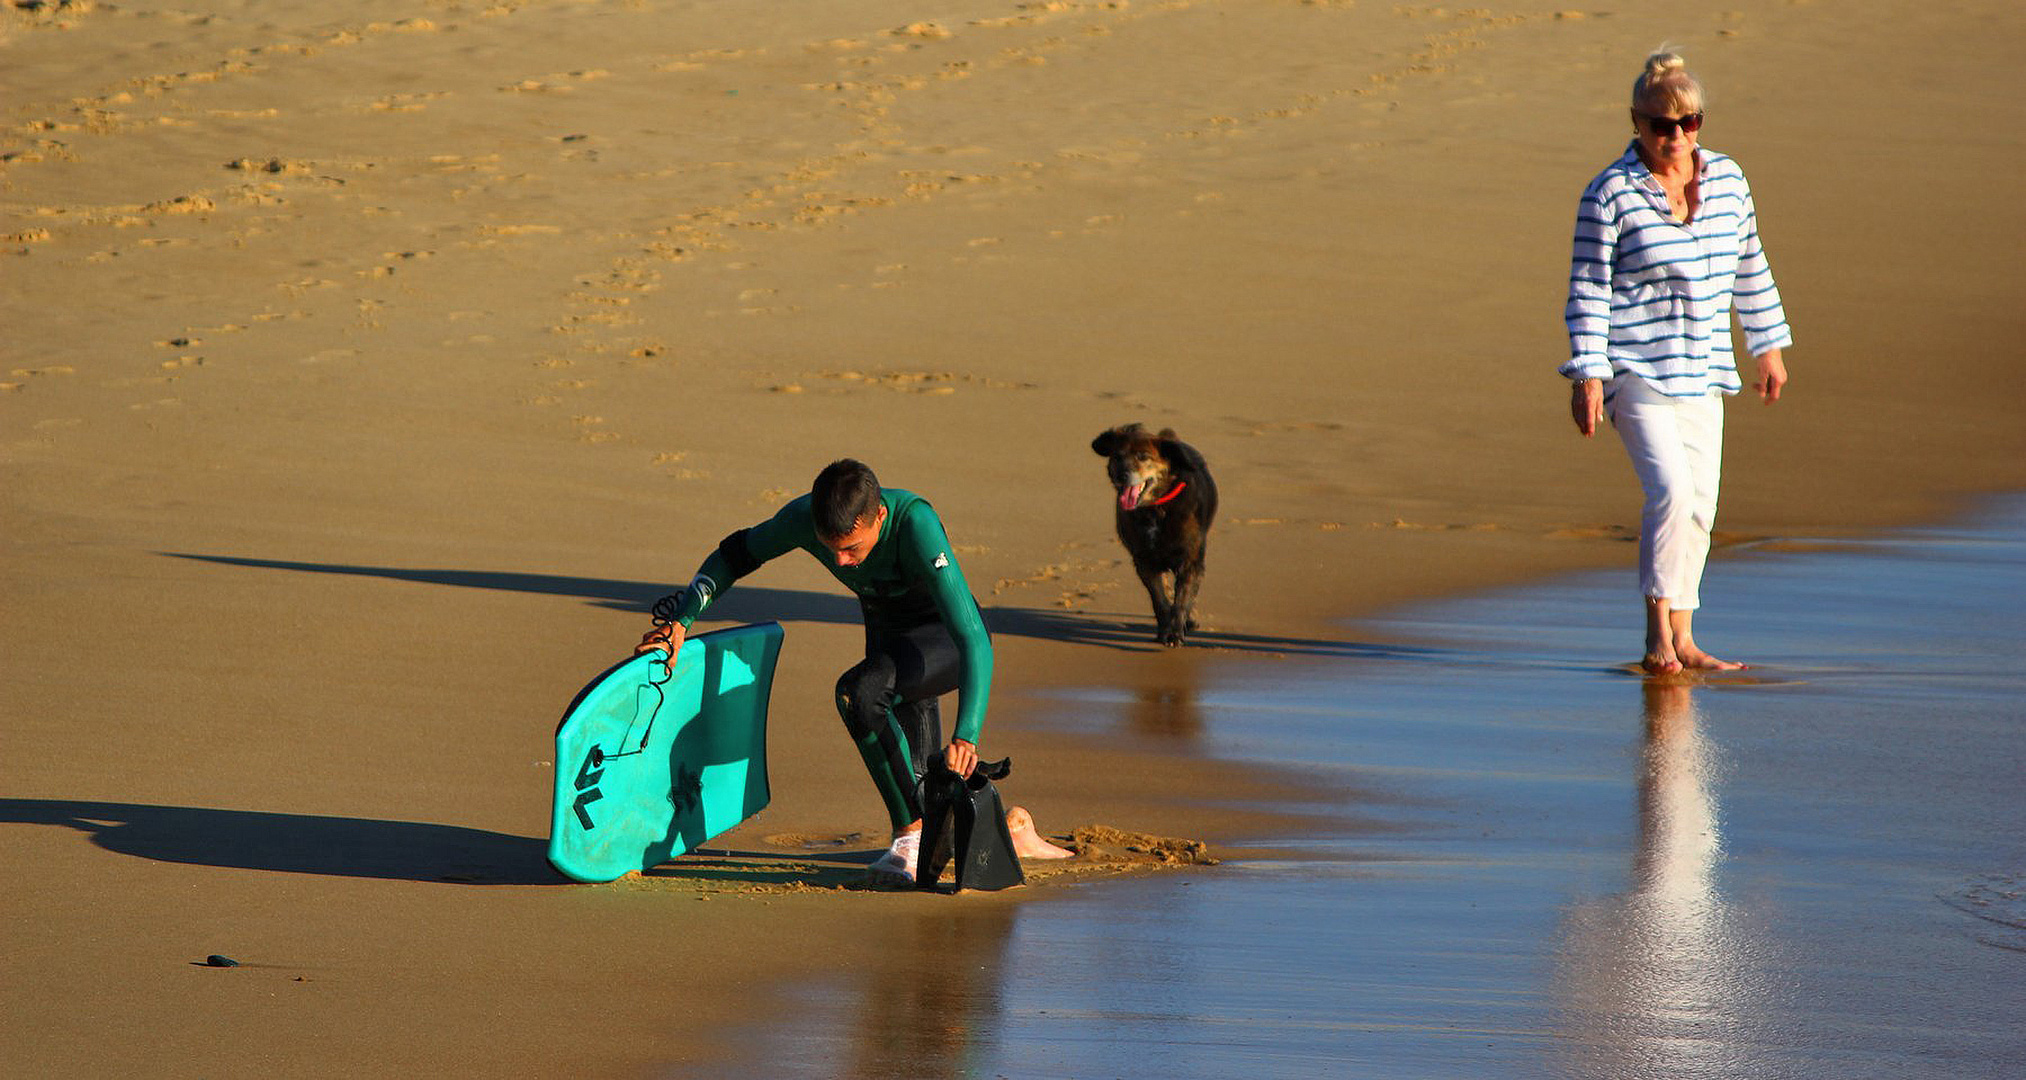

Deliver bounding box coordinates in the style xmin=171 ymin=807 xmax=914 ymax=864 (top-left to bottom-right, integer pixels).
xmin=1640 ymin=111 xmax=1704 ymax=137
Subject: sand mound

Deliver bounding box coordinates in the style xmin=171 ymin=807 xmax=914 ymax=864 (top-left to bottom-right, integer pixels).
xmin=1063 ymin=825 xmax=1219 ymax=866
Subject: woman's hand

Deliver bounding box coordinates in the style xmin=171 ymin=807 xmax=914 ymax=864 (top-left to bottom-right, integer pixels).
xmin=1754 ymin=349 xmax=1787 ymax=402
xmin=1570 ymin=378 xmax=1604 ymax=436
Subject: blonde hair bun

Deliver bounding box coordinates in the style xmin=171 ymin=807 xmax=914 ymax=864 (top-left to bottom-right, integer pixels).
xmin=1632 ymin=49 xmax=1703 ymax=114
xmin=1644 ymin=51 xmax=1687 ymax=79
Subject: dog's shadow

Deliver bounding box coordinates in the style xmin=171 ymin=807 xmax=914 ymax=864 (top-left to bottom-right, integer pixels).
xmin=161 ymin=552 xmax=1423 ymax=660
xmin=986 ymin=606 xmax=1436 ymax=660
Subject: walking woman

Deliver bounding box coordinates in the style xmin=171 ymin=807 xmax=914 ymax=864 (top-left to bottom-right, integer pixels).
xmin=1562 ymin=50 xmax=1793 ymax=674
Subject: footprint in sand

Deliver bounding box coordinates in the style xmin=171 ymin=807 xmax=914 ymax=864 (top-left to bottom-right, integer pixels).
xmin=1372 ymin=518 xmax=1506 ymax=533
xmin=367 ymin=90 xmax=449 ymax=113
xmin=1055 ymin=585 xmax=1111 ymax=608
xmin=226 ymin=158 xmax=314 ymax=176
xmin=360 ymin=18 xmax=440 ymax=35
xmin=802 ymin=370 xmax=963 ymax=395
xmin=1547 ymin=523 xmax=1637 ymax=542
xmin=889 ymin=21 xmax=953 ymax=41
xmin=139 ymin=195 xmax=216 ymax=216
xmin=298 ymin=348 xmax=359 ymax=366
xmin=1229 ymin=417 xmax=1346 ymax=436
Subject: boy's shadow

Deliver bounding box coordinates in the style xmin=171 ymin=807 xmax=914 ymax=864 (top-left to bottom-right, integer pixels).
xmin=0 ymin=799 xmax=562 ymax=885
xmin=1 ymin=800 xmax=896 ymax=889
xmin=163 ymin=553 xmax=1436 ymax=659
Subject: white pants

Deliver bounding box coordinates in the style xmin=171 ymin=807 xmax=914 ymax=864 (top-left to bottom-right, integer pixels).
xmin=1610 ymin=374 xmax=1724 ymax=611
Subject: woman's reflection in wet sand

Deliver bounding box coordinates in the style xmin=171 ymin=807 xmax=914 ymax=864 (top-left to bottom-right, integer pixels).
xmin=1552 ymin=681 xmax=1768 ymax=1079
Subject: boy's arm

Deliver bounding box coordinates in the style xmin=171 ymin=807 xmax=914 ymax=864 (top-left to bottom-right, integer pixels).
xmin=637 ymin=500 xmax=808 ymax=654
xmin=903 ymin=504 xmax=993 ymax=747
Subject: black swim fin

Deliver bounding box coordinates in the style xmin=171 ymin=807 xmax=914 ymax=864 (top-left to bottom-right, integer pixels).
xmin=916 ymin=756 xmax=1025 ymax=892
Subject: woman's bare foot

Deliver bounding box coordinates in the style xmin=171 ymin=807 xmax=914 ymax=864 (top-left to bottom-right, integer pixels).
xmin=1642 ymin=651 xmax=1684 ymax=675
xmin=1670 ymin=609 xmax=1746 ymax=671
xmin=1675 ymin=646 xmax=1746 ymax=671
xmin=1642 ymin=597 xmax=1682 ymax=675
xmin=1006 ymin=806 xmax=1073 ymax=860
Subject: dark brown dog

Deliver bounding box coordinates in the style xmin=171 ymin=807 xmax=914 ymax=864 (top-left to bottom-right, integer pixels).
xmin=1091 ymin=424 xmax=1218 ymax=647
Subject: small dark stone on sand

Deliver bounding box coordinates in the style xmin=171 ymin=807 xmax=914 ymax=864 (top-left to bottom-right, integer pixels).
xmin=203 ymin=954 xmax=239 ymax=967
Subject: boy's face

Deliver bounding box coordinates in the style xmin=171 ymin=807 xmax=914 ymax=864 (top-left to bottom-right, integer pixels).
xmin=820 ymin=504 xmax=886 ymax=567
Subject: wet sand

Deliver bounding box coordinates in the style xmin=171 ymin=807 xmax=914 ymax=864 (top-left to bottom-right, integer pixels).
xmin=5 ymin=1 xmax=2026 ymax=1076
xmin=731 ymin=497 xmax=2026 ymax=1078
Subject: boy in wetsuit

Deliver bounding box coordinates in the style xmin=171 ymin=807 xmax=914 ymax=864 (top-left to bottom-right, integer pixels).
xmin=635 ymin=459 xmax=997 ymax=885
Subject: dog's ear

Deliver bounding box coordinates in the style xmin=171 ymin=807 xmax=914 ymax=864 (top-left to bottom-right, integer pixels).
xmin=1157 ymin=432 xmax=1207 ymax=475
xmin=1092 ymin=424 xmax=1139 ymax=457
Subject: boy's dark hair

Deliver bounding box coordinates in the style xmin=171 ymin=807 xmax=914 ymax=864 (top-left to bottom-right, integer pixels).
xmin=812 ymin=459 xmax=882 ymax=539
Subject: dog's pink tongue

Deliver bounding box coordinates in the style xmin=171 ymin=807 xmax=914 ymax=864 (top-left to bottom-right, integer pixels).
xmin=1119 ymin=483 xmax=1144 ymax=510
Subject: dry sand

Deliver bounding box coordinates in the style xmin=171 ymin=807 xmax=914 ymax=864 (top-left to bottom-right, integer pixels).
xmin=4 ymin=0 xmax=2022 ymax=1075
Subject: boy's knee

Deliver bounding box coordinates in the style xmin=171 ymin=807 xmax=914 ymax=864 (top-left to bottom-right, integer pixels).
xmin=834 ymin=662 xmax=896 ymax=737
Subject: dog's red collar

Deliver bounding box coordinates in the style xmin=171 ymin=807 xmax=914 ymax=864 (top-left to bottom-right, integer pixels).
xmin=1141 ymin=480 xmax=1186 ymax=508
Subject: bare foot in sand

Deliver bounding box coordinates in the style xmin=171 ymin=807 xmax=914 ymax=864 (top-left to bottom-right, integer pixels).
xmin=1675 ymin=646 xmax=1745 ymax=671
xmin=1642 ymin=652 xmax=1684 ymax=675
xmin=1643 ymin=597 xmax=1683 ymax=674
xmin=1670 ymin=610 xmax=1746 ymax=671
xmin=1006 ymin=806 xmax=1073 ymax=860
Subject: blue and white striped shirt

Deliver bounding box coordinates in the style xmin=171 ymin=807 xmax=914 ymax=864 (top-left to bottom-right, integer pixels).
xmin=1561 ymin=142 xmax=1792 ymax=398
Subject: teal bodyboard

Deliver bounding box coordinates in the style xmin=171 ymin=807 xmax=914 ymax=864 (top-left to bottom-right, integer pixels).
xmin=548 ymin=622 xmax=784 ymax=883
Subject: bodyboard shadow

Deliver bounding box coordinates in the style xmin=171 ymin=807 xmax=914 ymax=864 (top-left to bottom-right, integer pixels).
xmin=548 ymin=622 xmax=785 ymax=884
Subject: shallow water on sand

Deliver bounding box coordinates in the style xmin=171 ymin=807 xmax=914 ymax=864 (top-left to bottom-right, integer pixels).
xmin=706 ymin=498 xmax=2026 ymax=1079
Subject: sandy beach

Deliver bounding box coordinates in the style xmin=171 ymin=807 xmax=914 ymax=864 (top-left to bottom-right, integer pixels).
xmin=5 ymin=0 xmax=2024 ymax=1075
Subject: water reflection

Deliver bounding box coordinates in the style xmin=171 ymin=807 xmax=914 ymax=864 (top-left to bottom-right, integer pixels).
xmin=1127 ymin=682 xmax=1203 ymax=740
xmin=747 ymin=904 xmax=1018 ymax=1080
xmin=1553 ymin=681 xmax=1765 ymax=1078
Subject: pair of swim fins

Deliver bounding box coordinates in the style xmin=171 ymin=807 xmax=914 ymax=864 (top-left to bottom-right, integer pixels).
xmin=916 ymin=756 xmax=1025 ymax=892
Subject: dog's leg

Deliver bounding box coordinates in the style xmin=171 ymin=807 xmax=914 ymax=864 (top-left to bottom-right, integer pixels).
xmin=1153 ymin=568 xmax=1188 ymax=648
xmin=1167 ymin=559 xmax=1205 ymax=646
xmin=1134 ymin=559 xmax=1172 ymax=641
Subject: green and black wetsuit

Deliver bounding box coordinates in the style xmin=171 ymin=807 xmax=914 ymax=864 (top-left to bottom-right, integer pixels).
xmin=664 ymin=489 xmax=992 ymax=830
